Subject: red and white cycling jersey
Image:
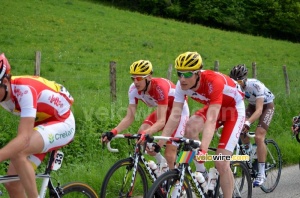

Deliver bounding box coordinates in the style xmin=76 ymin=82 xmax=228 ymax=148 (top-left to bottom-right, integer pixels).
xmin=0 ymin=76 xmax=75 ymax=168
xmin=129 ymin=78 xmax=175 ymax=108
xmin=128 ymin=78 xmax=189 ymax=140
xmin=0 ymin=76 xmax=74 ymax=124
xmin=174 ymin=70 xmax=244 ymax=108
xmin=174 ymin=70 xmax=245 ymax=152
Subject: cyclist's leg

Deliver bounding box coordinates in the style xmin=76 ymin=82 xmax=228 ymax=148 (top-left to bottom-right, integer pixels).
xmin=184 ymin=112 xmax=206 ymax=172
xmin=217 ymin=101 xmax=245 ymax=198
xmin=254 ymin=103 xmax=274 ymax=186
xmin=6 ymin=112 xmax=75 ymax=197
xmin=141 ymin=106 xmax=188 ymax=169
xmin=165 ymin=101 xmax=189 ymax=169
xmin=5 ymin=163 xmax=27 ymax=198
xmin=5 ymin=127 xmax=45 ymax=198
xmin=6 ymin=153 xmax=47 ymax=197
xmin=215 ymin=149 xmax=233 ymax=198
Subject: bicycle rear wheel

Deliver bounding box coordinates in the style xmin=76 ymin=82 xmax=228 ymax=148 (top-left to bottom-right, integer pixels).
xmin=100 ymin=157 xmax=148 ymax=198
xmin=59 ymin=182 xmax=98 ymax=197
xmin=260 ymin=139 xmax=282 ymax=193
xmin=215 ymin=161 xmax=252 ymax=198
xmin=146 ymin=169 xmax=193 ymax=198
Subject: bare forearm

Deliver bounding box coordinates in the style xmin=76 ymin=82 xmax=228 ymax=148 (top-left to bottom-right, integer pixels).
xmin=145 ymin=120 xmax=166 ymax=135
xmin=162 ymin=115 xmax=180 ymax=137
xmin=115 ymin=116 xmax=134 ymax=133
xmin=201 ymin=122 xmax=215 ymax=151
xmin=248 ymin=109 xmax=262 ymax=123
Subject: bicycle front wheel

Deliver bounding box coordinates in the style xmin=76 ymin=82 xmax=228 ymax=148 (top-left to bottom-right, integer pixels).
xmin=146 ymin=169 xmax=193 ymax=198
xmin=59 ymin=182 xmax=98 ymax=198
xmin=261 ymin=139 xmax=282 ymax=193
xmin=215 ymin=161 xmax=252 ymax=198
xmin=100 ymin=157 xmax=148 ymax=198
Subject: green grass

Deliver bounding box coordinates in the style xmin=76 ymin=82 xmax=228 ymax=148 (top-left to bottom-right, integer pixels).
xmin=0 ymin=0 xmax=299 ymax=195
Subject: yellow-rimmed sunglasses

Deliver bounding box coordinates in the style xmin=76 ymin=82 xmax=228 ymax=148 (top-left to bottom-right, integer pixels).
xmin=131 ymin=74 xmax=149 ymax=81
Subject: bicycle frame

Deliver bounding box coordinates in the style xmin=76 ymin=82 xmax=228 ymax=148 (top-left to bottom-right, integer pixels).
xmin=106 ymin=134 xmax=172 ymax=195
xmin=176 ymin=163 xmax=207 ymax=197
xmin=0 ymin=150 xmax=63 ymax=197
xmin=107 ymin=134 xmax=156 ymax=183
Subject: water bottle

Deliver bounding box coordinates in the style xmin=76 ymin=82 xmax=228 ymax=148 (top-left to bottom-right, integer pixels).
xmin=171 ymin=183 xmax=182 ymax=197
xmin=148 ymin=160 xmax=160 ymax=176
xmin=252 ymin=144 xmax=257 ymax=160
xmin=158 ymin=162 xmax=169 ymax=177
xmin=195 ymin=172 xmax=208 ymax=193
xmin=208 ymin=168 xmax=218 ymax=191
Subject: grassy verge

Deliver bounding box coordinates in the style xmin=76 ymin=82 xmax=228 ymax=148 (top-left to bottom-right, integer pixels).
xmin=0 ymin=0 xmax=299 ymax=194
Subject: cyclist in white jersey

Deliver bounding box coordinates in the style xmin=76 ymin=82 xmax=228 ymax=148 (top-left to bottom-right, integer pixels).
xmin=230 ymin=64 xmax=275 ymax=186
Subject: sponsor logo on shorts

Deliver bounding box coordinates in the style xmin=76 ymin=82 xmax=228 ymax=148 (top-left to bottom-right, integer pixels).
xmin=48 ymin=128 xmax=74 ymax=144
xmin=55 ymin=128 xmax=74 ymax=140
xmin=49 ymin=134 xmax=55 ymax=144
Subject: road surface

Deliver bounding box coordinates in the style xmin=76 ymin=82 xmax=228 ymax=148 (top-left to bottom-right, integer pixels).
xmin=252 ymin=164 xmax=299 ymax=198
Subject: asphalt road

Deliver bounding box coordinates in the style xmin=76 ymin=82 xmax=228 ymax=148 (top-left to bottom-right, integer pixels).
xmin=252 ymin=164 xmax=300 ymax=198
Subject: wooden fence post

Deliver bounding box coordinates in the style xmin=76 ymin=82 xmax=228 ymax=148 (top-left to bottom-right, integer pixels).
xmin=214 ymin=61 xmax=219 ymax=71
xmin=167 ymin=64 xmax=173 ymax=80
xmin=109 ymin=61 xmax=117 ymax=102
xmin=252 ymin=62 xmax=257 ymax=79
xmin=282 ymin=65 xmax=290 ymax=95
xmin=35 ymin=51 xmax=41 ymax=76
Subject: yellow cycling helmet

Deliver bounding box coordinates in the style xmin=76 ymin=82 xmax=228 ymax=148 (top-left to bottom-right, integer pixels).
xmin=175 ymin=52 xmax=203 ymax=71
xmin=129 ymin=60 xmax=153 ymax=75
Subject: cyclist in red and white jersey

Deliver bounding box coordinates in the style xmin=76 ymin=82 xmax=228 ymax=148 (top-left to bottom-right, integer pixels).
xmin=158 ymin=52 xmax=245 ymax=198
xmin=0 ymin=53 xmax=75 ymax=198
xmin=230 ymin=64 xmax=275 ymax=186
xmin=102 ymin=60 xmax=189 ymax=169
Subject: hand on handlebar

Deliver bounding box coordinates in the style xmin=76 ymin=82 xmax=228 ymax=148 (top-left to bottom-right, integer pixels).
xmin=242 ymin=121 xmax=251 ymax=133
xmin=136 ymin=131 xmax=153 ymax=145
xmin=146 ymin=142 xmax=161 ymax=156
xmin=101 ymin=129 xmax=118 ymax=143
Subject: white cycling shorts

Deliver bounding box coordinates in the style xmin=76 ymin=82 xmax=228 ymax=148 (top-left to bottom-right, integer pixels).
xmin=28 ymin=112 xmax=75 ymax=169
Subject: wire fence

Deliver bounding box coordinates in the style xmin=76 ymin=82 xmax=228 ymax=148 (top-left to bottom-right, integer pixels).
xmin=6 ymin=52 xmax=300 ymax=124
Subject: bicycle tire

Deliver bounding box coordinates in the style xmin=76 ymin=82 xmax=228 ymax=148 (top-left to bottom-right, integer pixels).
xmin=215 ymin=161 xmax=252 ymax=198
xmin=59 ymin=182 xmax=98 ymax=198
xmin=146 ymin=169 xmax=194 ymax=198
xmin=260 ymin=139 xmax=282 ymax=193
xmin=100 ymin=157 xmax=148 ymax=198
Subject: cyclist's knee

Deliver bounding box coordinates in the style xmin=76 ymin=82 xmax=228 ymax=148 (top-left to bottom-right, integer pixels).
xmin=215 ymin=161 xmax=231 ymax=175
xmin=255 ymin=128 xmax=266 ymax=142
xmin=184 ymin=124 xmax=200 ymax=139
xmin=184 ymin=116 xmax=203 ymax=139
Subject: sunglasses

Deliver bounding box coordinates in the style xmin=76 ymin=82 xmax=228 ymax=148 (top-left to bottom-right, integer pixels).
xmin=177 ymin=70 xmax=199 ymax=78
xmin=237 ymin=79 xmax=244 ymax=84
xmin=131 ymin=74 xmax=149 ymax=81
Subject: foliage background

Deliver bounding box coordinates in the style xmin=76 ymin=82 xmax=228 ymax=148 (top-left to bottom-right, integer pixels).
xmin=98 ymin=0 xmax=300 ymax=43
xmin=0 ymin=0 xmax=299 ymax=194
